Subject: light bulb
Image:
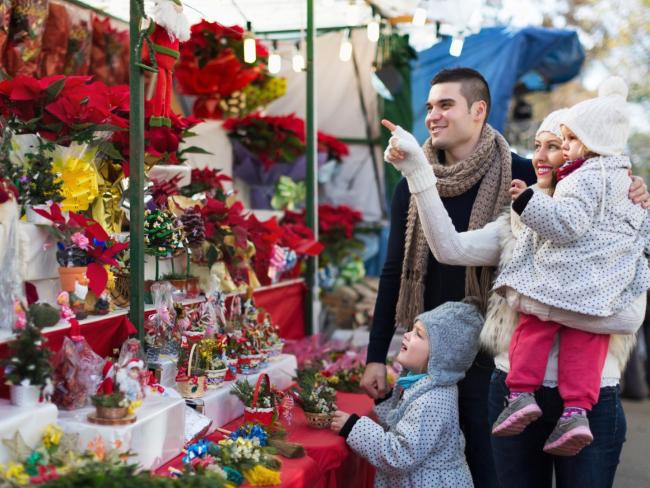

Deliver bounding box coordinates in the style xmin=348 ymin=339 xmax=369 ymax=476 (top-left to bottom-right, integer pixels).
xmin=292 ymin=52 xmax=304 ymax=72
xmin=449 ymin=35 xmax=464 ymax=57
xmin=339 ymin=30 xmax=352 ymax=62
xmin=367 ymin=16 xmax=380 ymax=42
xmin=412 ymin=7 xmax=427 ymax=26
xmin=268 ymin=53 xmax=281 ymax=74
xmin=243 ymin=36 xmax=256 ymax=63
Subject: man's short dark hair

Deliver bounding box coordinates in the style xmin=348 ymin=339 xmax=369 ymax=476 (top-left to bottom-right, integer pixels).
xmin=430 ymin=68 xmax=491 ymax=119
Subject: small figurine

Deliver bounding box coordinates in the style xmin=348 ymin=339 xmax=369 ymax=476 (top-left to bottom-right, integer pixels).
xmin=96 ymin=360 xmax=115 ymax=395
xmin=94 ymin=291 xmax=111 ymax=316
xmin=69 ymin=278 xmax=89 ymax=320
xmin=116 ymin=359 xmax=145 ymax=403
xmin=57 ymin=291 xmax=76 ymax=323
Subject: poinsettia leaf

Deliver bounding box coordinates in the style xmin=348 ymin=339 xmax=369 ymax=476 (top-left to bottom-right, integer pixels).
xmin=98 ymin=141 xmax=125 ymax=161
xmin=206 ymin=245 xmax=219 ymax=268
xmin=44 ymin=78 xmax=66 ymax=102
xmin=87 ymin=263 xmax=108 ymax=296
xmin=178 ymin=145 xmax=212 ymax=155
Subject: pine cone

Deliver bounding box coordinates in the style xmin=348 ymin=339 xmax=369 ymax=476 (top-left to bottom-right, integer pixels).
xmin=180 ymin=209 xmax=206 ymax=248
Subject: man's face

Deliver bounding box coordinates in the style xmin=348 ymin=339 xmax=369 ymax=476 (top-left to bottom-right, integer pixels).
xmin=425 ymin=82 xmax=480 ymax=151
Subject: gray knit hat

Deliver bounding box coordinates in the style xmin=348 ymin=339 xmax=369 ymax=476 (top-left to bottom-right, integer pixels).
xmin=415 ymin=301 xmax=483 ymax=386
xmin=560 ymin=76 xmax=630 ymax=156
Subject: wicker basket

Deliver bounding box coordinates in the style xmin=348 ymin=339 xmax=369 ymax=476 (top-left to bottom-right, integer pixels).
xmin=206 ymin=366 xmax=228 ymax=389
xmin=176 ymin=343 xmax=207 ymax=399
xmin=111 ymin=272 xmax=130 ymax=308
xmin=304 ymin=411 xmax=333 ymax=429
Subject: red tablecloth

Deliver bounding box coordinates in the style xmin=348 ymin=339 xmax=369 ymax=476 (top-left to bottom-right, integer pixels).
xmin=156 ymin=392 xmax=376 ymax=488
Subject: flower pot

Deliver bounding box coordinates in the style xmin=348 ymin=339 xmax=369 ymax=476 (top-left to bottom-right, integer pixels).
xmin=176 ymin=375 xmax=207 ymax=398
xmin=10 ymin=384 xmax=41 ymax=407
xmin=169 ymin=278 xmax=187 ymax=293
xmin=25 ymin=205 xmax=53 ymax=225
xmin=95 ymin=405 xmax=128 ymax=420
xmin=58 ymin=266 xmax=88 ymax=293
xmin=185 ymin=277 xmax=200 ymax=298
xmin=304 ymin=411 xmax=333 ymax=429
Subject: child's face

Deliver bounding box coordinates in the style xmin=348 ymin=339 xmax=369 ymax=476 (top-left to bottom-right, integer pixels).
xmin=396 ymin=320 xmax=429 ymax=374
xmin=561 ymin=126 xmax=586 ymax=162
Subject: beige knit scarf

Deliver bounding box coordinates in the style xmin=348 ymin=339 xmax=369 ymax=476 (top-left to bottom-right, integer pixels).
xmin=395 ymin=124 xmax=512 ymax=329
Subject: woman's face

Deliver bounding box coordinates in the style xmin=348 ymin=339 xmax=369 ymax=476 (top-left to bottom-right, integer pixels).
xmin=397 ymin=320 xmax=429 ymax=373
xmin=533 ymin=132 xmax=564 ymax=189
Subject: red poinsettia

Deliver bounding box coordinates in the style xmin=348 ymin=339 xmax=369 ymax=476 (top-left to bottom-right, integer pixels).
xmin=224 ymin=113 xmax=349 ymax=169
xmin=176 ymin=20 xmax=267 ymax=98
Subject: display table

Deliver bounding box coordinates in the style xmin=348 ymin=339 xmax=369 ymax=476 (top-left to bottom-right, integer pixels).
xmin=0 ymin=400 xmax=58 ymax=464
xmin=157 ymin=391 xmax=375 ymax=488
xmin=57 ymin=395 xmax=185 ymax=471
xmin=197 ymin=354 xmax=297 ymax=429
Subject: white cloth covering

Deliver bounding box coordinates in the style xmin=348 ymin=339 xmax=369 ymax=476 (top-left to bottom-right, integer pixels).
xmin=0 ymin=400 xmax=58 ymax=463
xmin=57 ymin=394 xmax=185 ymax=470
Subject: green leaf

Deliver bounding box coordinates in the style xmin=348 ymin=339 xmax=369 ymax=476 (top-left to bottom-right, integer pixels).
xmin=179 ymin=145 xmax=213 ymax=155
xmin=99 ymin=142 xmax=126 ymax=161
xmin=44 ymin=78 xmax=66 ymax=102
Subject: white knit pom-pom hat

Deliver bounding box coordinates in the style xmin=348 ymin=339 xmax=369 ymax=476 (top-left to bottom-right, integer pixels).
xmin=536 ymin=108 xmax=569 ymax=139
xmin=560 ymin=76 xmax=630 ymax=156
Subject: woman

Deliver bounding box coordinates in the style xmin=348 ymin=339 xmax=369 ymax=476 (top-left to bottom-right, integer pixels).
xmin=381 ymin=111 xmax=648 ymax=487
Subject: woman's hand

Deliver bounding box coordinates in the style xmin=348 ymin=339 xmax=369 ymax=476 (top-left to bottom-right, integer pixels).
xmin=331 ymin=410 xmax=351 ymax=433
xmin=510 ymin=179 xmax=528 ymax=201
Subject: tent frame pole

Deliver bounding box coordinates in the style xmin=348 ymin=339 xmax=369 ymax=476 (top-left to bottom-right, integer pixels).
xmin=129 ymin=0 xmax=145 ymax=345
xmin=305 ymin=0 xmax=318 ymax=336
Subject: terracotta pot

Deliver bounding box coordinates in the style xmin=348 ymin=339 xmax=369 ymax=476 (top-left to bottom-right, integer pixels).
xmin=10 ymin=384 xmax=41 ymax=407
xmin=185 ymin=277 xmax=200 ymax=298
xmin=95 ymin=406 xmax=128 ymax=419
xmin=58 ymin=266 xmax=88 ymax=292
xmin=169 ymin=279 xmax=187 ymax=292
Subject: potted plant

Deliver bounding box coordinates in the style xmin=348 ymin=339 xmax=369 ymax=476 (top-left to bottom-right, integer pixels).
xmin=90 ymin=391 xmax=129 ymax=420
xmin=144 ymin=207 xmax=185 ymax=294
xmin=3 ymin=304 xmax=53 ymax=407
xmin=293 ymin=368 xmax=337 ymax=429
xmin=1 ymin=134 xmax=63 ymax=223
xmin=32 ymin=203 xmax=128 ymax=295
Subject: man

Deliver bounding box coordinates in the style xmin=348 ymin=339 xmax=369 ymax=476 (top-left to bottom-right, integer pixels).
xmin=362 ymin=67 xmax=649 ymax=487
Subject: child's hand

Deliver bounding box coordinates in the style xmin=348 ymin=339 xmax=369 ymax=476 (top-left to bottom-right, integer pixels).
xmin=331 ymin=410 xmax=351 ymax=432
xmin=509 ymin=179 xmax=528 ymax=201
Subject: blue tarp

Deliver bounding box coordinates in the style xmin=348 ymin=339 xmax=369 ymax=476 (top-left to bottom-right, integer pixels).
xmin=410 ymin=26 xmax=585 ymax=141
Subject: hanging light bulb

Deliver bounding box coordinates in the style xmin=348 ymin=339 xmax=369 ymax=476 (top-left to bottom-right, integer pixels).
xmin=412 ymin=2 xmax=428 ymax=27
xmin=339 ymin=29 xmax=352 ymax=62
xmin=243 ymin=21 xmax=256 ymax=64
xmin=292 ymin=41 xmax=305 ymax=72
xmin=268 ymin=40 xmax=281 ymax=74
xmin=367 ymin=15 xmax=380 ymax=43
xmin=449 ymin=34 xmax=465 ymax=57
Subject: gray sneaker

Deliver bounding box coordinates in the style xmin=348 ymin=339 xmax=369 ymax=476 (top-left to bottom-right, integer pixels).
xmin=543 ymin=415 xmax=593 ymax=456
xmin=491 ymin=392 xmax=542 ymax=437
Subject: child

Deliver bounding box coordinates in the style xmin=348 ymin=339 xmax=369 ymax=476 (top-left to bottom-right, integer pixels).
xmin=331 ymin=301 xmax=482 ymax=488
xmin=491 ymin=77 xmax=650 ymax=455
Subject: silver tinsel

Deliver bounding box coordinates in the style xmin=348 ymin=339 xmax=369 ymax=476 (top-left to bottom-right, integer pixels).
xmin=0 ymin=201 xmax=23 ymax=330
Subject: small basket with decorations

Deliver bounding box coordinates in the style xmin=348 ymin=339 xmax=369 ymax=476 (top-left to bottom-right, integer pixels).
xmin=230 ymin=374 xmax=281 ymax=427
xmin=175 ymin=342 xmax=207 ymax=399
xmin=293 ymin=368 xmax=337 ymax=429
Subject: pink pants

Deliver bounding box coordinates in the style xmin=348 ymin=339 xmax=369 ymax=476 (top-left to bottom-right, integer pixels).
xmin=506 ymin=313 xmax=610 ymax=410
